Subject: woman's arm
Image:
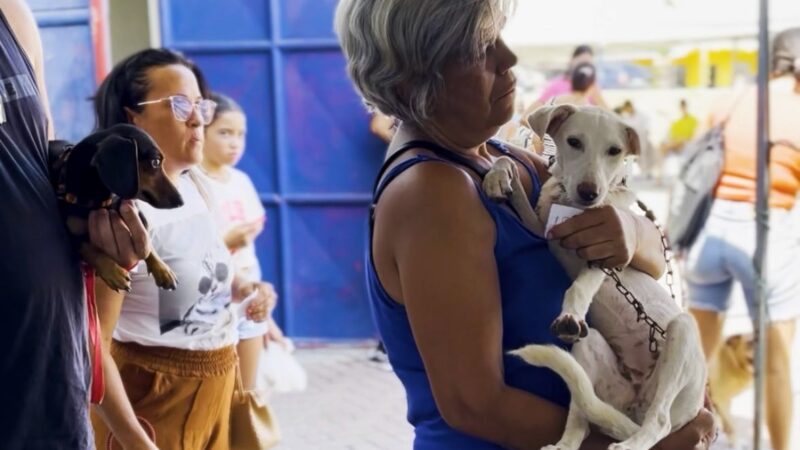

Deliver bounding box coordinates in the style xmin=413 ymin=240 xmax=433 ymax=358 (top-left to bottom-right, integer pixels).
xmin=377 ymin=159 xmax=712 ymax=449
xmin=92 ymin=281 xmax=158 ymax=450
xmin=376 ymin=161 xmax=604 ymax=448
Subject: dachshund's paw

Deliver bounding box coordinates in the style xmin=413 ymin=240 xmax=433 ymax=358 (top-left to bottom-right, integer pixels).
xmin=96 ymin=262 xmax=131 ymax=292
xmin=550 ymin=313 xmax=589 ymax=343
xmin=147 ymin=256 xmax=178 ymax=290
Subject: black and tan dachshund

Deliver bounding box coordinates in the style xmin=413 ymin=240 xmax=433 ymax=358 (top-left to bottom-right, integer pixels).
xmin=50 ymin=123 xmax=183 ymax=292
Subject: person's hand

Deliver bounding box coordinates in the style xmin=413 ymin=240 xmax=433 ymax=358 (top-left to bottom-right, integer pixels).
xmin=224 ymin=220 xmax=263 ymax=252
xmin=549 ymin=205 xmax=638 ymax=269
xmin=654 ymin=408 xmax=717 ymax=450
xmin=234 ymin=281 xmax=277 ymax=322
xmin=89 ymin=200 xmax=151 ymax=270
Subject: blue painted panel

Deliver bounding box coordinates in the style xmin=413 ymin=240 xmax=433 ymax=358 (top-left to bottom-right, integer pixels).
xmin=29 ymin=0 xmax=87 ymax=11
xmin=163 ymin=0 xmax=270 ymax=44
xmin=288 ymin=206 xmax=374 ymax=338
xmin=189 ymin=52 xmax=277 ymax=193
xmin=161 ymin=0 xmax=386 ymax=339
xmin=40 ymin=24 xmax=96 ymax=142
xmin=254 ymin=205 xmax=284 ymax=327
xmin=282 ymin=50 xmax=385 ymax=194
xmin=278 ymin=0 xmax=338 ymax=40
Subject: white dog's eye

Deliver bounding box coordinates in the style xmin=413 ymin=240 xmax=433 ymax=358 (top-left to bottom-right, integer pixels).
xmin=608 ymin=146 xmax=622 ymax=156
xmin=567 ymin=137 xmax=583 ymax=149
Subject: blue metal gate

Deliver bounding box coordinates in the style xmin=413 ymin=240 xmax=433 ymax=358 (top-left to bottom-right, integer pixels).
xmin=159 ymin=0 xmax=385 ymax=339
xmin=31 ymin=0 xmax=100 ymax=142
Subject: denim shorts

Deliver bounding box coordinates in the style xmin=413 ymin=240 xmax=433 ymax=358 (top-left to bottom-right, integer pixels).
xmin=684 ymin=199 xmax=800 ymax=322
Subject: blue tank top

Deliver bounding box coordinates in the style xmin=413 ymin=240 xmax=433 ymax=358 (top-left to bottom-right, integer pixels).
xmin=0 ymin=9 xmax=90 ymax=449
xmin=367 ymin=139 xmax=573 ymax=449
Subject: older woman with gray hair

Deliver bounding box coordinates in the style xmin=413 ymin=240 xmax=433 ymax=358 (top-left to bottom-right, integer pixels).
xmin=336 ymin=1 xmax=714 ymax=449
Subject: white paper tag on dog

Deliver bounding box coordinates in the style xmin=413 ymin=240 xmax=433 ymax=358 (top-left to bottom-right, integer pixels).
xmin=545 ymin=204 xmax=584 ymax=237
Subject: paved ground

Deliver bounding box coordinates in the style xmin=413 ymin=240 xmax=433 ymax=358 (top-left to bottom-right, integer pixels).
xmin=270 ymin=344 xmax=413 ymax=450
xmin=268 ymin=181 xmax=799 ymax=450
xmin=269 ymin=342 xmax=798 ymax=450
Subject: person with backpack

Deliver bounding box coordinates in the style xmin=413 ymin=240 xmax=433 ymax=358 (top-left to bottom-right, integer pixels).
xmin=684 ymin=27 xmax=800 ymax=450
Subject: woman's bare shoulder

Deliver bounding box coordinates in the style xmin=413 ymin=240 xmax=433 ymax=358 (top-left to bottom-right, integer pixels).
xmin=374 ymin=159 xmax=495 ymax=240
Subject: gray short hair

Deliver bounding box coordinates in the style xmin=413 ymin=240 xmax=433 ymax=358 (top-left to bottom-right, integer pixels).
xmin=335 ymin=0 xmax=514 ymax=125
xmin=772 ymin=27 xmax=800 ymax=79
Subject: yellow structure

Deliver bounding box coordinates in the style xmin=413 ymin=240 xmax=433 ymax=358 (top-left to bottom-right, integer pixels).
xmin=672 ymin=49 xmax=757 ymax=88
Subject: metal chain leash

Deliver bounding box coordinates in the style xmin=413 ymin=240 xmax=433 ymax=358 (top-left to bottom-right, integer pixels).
xmin=597 ymin=199 xmax=677 ymax=354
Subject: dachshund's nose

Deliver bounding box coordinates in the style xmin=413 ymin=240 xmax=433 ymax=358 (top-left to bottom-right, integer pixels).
xmin=577 ymin=182 xmax=599 ymax=203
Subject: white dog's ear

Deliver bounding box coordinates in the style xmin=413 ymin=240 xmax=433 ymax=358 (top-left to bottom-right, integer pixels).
xmin=624 ymin=126 xmax=641 ymax=156
xmin=526 ymin=104 xmax=577 ymax=138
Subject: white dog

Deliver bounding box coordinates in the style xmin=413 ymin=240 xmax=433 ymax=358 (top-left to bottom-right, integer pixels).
xmin=483 ymin=105 xmax=706 ymax=450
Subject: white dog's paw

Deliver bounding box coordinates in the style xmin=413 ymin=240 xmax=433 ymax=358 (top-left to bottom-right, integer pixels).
xmin=483 ymin=167 xmax=514 ymax=201
xmin=550 ymin=312 xmax=589 ymax=343
xmin=541 ymin=446 xmax=561 ymax=450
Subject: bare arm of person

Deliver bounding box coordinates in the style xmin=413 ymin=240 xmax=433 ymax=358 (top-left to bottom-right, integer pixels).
xmin=2 ymin=1 xmax=152 ymax=268
xmin=92 ymin=281 xmax=158 ymax=450
xmin=377 ymin=158 xmax=713 ymax=449
xmin=375 ymin=161 xmax=612 ymax=448
xmin=1 ymin=0 xmax=55 ymax=139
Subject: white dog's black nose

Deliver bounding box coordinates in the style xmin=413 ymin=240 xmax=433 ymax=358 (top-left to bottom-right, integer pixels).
xmin=577 ymin=182 xmax=599 ymax=203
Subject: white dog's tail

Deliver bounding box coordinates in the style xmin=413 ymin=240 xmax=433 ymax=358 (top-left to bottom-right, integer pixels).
xmin=510 ymin=344 xmax=640 ymax=440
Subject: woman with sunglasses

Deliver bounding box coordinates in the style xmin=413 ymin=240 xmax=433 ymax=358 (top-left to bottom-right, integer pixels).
xmin=90 ymin=48 xmax=273 ymax=450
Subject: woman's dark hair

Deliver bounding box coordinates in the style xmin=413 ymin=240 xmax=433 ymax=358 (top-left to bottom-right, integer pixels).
xmin=572 ymin=44 xmax=593 ymax=59
xmin=93 ymin=48 xmax=209 ymax=129
xmin=772 ymin=27 xmax=800 ymax=80
xmin=208 ymin=92 xmax=243 ymax=125
xmin=571 ymin=62 xmax=596 ymax=92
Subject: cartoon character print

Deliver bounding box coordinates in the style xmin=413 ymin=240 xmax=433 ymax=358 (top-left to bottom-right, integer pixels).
xmin=180 ymin=257 xmax=232 ymax=335
xmin=159 ymin=252 xmax=231 ymax=336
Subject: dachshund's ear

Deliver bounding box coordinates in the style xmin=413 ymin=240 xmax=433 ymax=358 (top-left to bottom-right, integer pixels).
xmin=91 ymin=135 xmax=140 ymax=198
xmin=526 ymin=104 xmax=577 ymax=139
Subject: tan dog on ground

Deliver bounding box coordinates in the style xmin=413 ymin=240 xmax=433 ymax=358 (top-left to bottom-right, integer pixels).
xmin=708 ymin=334 xmax=755 ymax=445
xmin=484 ymin=105 xmax=707 ymax=450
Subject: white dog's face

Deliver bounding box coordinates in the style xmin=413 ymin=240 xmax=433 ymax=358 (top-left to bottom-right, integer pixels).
xmin=528 ymin=105 xmax=640 ymax=208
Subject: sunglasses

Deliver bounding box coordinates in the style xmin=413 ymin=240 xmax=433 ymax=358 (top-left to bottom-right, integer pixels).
xmin=137 ymin=95 xmax=217 ymax=125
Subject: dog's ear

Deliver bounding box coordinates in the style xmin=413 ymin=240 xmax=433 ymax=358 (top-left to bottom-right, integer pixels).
xmin=526 ymin=104 xmax=577 ymax=139
xmin=624 ymin=126 xmax=641 ymax=156
xmin=91 ymin=134 xmax=140 ymax=198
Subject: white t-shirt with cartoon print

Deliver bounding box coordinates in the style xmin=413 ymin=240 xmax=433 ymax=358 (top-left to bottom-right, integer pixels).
xmin=113 ymin=173 xmax=237 ymax=350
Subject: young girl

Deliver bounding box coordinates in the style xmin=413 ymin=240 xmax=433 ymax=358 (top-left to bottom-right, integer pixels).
xmin=198 ymin=92 xmax=285 ymax=390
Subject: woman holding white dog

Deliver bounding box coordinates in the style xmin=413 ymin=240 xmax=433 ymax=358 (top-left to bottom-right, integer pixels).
xmin=336 ymin=1 xmax=714 ymax=449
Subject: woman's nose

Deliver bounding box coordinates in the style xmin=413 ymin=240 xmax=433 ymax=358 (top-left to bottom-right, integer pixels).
xmin=186 ymin=106 xmax=203 ymax=128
